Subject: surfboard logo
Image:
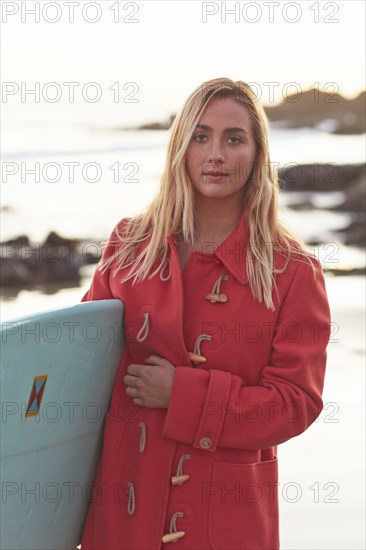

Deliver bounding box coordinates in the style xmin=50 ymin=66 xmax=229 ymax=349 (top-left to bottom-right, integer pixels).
xmin=25 ymin=375 xmax=48 ymax=417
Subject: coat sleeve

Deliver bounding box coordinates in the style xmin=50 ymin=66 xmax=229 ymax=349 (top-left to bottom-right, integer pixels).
xmin=81 ymin=220 xmax=125 ymax=302
xmin=163 ymin=256 xmax=331 ymax=451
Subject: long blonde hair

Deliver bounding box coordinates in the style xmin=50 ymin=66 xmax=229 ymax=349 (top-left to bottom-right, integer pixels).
xmin=100 ymin=77 xmax=315 ymax=311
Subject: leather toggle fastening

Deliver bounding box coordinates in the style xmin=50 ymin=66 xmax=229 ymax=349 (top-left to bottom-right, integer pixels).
xmin=189 ymin=334 xmax=212 ymax=365
xmin=139 ymin=422 xmax=146 ymax=453
xmin=205 ymin=274 xmax=230 ymax=303
xmin=162 ymin=512 xmax=185 ymax=544
xmin=162 ymin=531 xmax=185 ymax=544
xmin=188 ymin=352 xmax=207 ymax=364
xmin=171 ymin=474 xmax=189 ymax=485
xmin=205 ymin=292 xmax=227 ymax=303
xmin=171 ymin=454 xmax=191 ymax=486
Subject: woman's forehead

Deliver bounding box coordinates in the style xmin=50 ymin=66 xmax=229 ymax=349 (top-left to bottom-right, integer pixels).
xmin=198 ymin=97 xmax=252 ymax=128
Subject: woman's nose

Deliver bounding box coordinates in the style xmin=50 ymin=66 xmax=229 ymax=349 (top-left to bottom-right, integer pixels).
xmin=207 ymin=144 xmax=224 ymax=163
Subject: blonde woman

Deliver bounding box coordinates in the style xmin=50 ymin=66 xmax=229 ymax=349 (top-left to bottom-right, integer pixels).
xmin=80 ymin=77 xmax=331 ymax=550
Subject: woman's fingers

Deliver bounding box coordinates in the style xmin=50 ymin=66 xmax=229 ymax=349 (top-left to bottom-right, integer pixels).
xmin=123 ymin=356 xmax=176 ymax=408
xmin=125 ymin=385 xmax=139 ymax=397
xmin=123 ymin=373 xmax=140 ymax=388
xmin=144 ymin=354 xmax=174 ymax=369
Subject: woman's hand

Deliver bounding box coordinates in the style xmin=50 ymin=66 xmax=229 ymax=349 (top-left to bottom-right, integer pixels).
xmin=123 ymin=355 xmax=176 ymax=408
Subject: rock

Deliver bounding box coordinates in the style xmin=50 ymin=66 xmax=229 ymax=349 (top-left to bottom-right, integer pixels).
xmin=330 ymin=176 xmax=366 ymax=212
xmin=335 ymin=216 xmax=366 ymax=248
xmin=0 ymin=231 xmax=102 ymax=289
xmin=328 ymin=174 xmax=366 ymax=246
xmin=137 ymin=122 xmax=168 ymax=130
xmin=287 ymin=200 xmax=314 ymax=210
xmin=0 ymin=259 xmax=34 ymax=287
xmin=344 ymin=222 xmax=366 ymax=247
xmin=1 ymin=235 xmax=30 ymax=248
xmin=77 ymin=240 xmax=102 ymax=264
xmin=323 ymin=266 xmax=366 ymax=276
xmin=265 ymin=89 xmax=366 ymax=134
xmin=278 ymin=163 xmax=365 ymax=192
xmin=137 ymin=114 xmax=176 ymax=131
xmin=279 ymin=164 xmax=365 ymax=248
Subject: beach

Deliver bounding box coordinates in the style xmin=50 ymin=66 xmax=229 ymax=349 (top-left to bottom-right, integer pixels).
xmin=1 ymin=126 xmax=365 ymax=549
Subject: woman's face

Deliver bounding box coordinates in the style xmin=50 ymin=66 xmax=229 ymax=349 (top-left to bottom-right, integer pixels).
xmin=185 ymin=97 xmax=257 ymax=203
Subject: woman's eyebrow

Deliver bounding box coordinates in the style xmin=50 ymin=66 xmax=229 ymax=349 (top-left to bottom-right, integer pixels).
xmin=225 ymin=127 xmax=248 ymax=134
xmin=195 ymin=124 xmax=248 ymax=134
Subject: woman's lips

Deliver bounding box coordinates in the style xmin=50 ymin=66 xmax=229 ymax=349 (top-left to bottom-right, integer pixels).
xmin=203 ymin=172 xmax=228 ymax=181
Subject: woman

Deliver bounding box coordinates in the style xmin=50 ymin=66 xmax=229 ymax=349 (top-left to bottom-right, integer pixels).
xmin=80 ymin=77 xmax=331 ymax=549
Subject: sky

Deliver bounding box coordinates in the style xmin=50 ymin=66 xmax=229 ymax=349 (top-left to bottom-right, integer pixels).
xmin=1 ymin=0 xmax=365 ymax=127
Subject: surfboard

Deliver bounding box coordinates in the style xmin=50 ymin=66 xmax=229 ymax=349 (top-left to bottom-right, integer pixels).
xmin=0 ymin=299 xmax=124 ymax=550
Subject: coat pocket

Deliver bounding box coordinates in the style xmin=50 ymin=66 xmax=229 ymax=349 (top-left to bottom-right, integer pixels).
xmin=207 ymin=457 xmax=280 ymax=550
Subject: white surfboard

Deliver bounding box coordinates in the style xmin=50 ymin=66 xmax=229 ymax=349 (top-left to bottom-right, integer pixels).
xmin=0 ymin=299 xmax=124 ymax=550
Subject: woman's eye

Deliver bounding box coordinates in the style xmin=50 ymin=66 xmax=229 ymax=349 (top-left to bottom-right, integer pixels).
xmin=192 ymin=134 xmax=241 ymax=144
xmin=193 ymin=134 xmax=207 ymax=142
xmin=228 ymin=136 xmax=241 ymax=144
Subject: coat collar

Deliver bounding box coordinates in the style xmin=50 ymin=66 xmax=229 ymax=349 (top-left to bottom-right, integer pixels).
xmin=212 ymin=211 xmax=249 ymax=285
xmin=168 ymin=211 xmax=250 ymax=285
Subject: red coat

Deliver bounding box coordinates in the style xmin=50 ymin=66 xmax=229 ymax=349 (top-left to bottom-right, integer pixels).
xmin=80 ymin=212 xmax=331 ymax=550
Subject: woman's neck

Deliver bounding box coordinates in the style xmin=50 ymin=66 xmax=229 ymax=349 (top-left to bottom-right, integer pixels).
xmin=193 ymin=197 xmax=244 ymax=246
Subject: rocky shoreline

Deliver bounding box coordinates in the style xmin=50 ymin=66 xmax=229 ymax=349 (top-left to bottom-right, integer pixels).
xmin=0 ymin=232 xmax=100 ymax=291
xmin=279 ymin=162 xmax=365 ymax=248
xmin=1 ymin=163 xmax=365 ymax=290
xmin=126 ymin=89 xmax=365 ymax=135
xmin=265 ymin=89 xmax=365 ymax=135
